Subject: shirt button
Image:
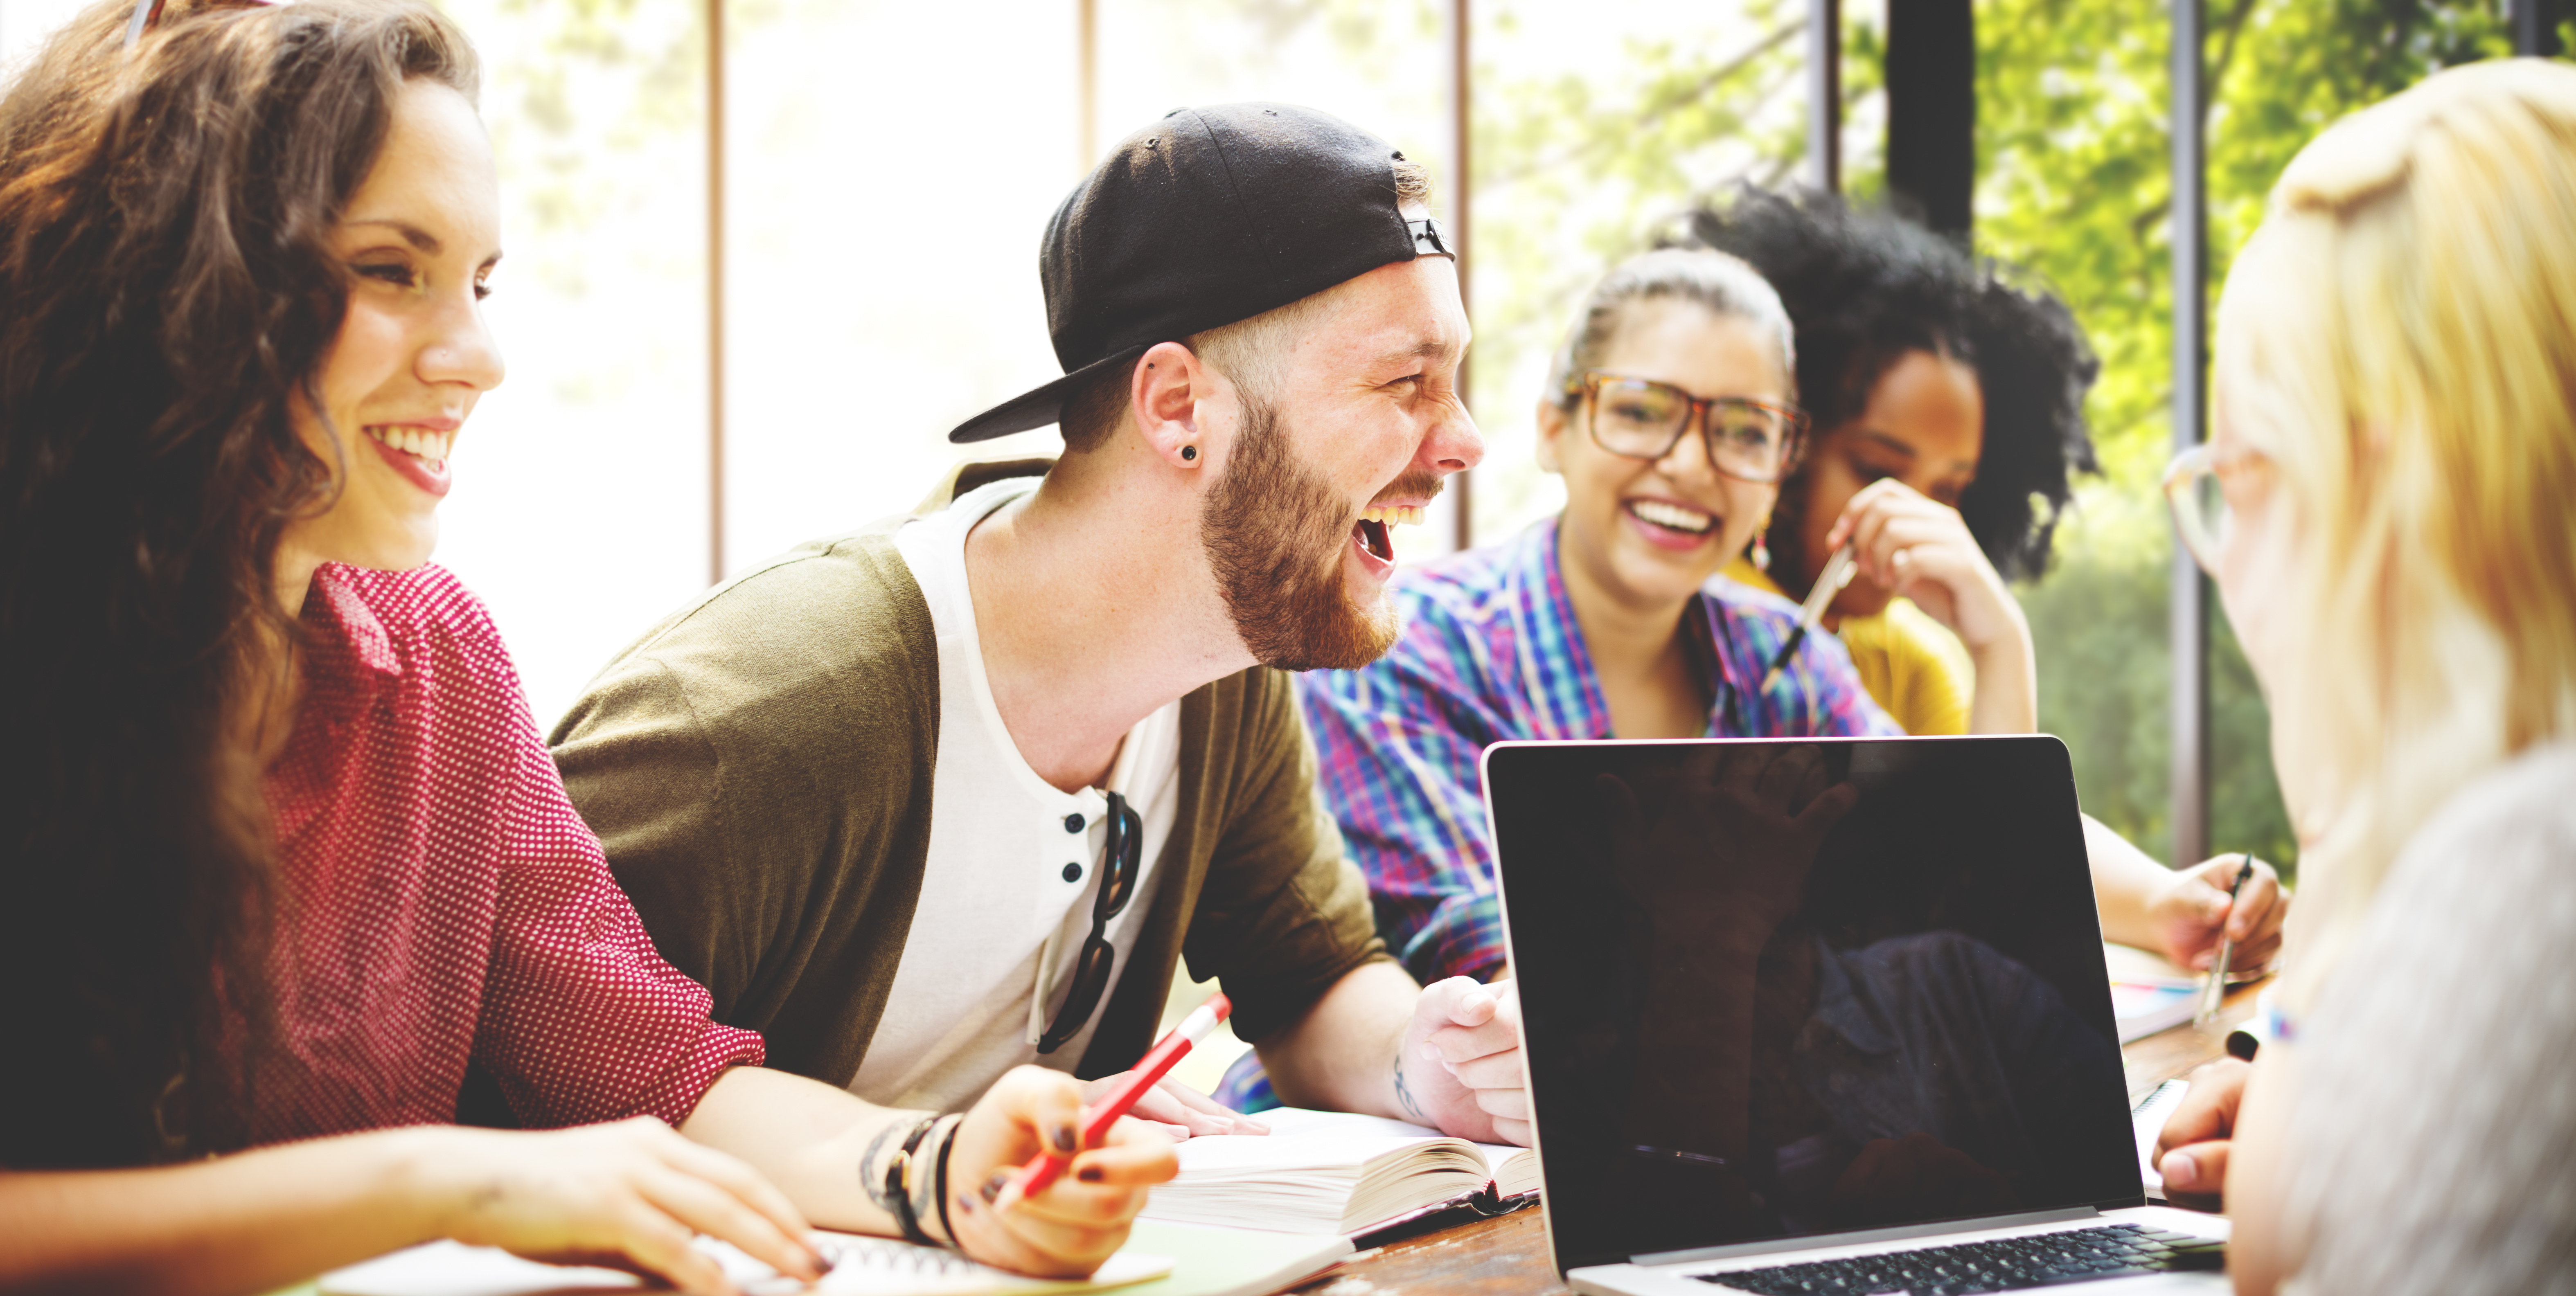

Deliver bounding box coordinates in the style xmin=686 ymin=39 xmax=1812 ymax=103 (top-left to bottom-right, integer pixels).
xmin=1063 ymin=862 xmax=1084 ymax=882
xmin=1064 ymin=813 xmax=1085 ymax=832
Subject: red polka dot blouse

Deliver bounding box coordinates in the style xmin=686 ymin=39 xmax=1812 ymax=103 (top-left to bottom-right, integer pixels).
xmin=250 ymin=563 xmax=762 ymax=1144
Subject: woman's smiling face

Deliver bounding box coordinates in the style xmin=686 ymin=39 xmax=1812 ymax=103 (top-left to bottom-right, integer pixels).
xmin=280 ymin=76 xmax=504 ymax=580
xmin=1539 ymin=299 xmax=1792 ymax=612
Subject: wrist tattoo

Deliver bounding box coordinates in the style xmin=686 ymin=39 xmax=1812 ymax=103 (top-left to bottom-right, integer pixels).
xmin=1393 ymin=1051 xmax=1430 ymax=1123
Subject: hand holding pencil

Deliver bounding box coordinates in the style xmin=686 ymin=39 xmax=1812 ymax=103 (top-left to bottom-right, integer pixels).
xmin=938 ymin=1063 xmax=1185 ymax=1278
xmin=2149 ymin=852 xmax=2289 ymax=979
xmin=1004 ymin=993 xmax=1234 ymax=1202
xmin=937 ymin=994 xmax=1231 ymax=1278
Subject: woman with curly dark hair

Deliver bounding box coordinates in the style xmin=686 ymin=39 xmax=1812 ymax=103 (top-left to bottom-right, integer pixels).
xmin=1687 ymin=187 xmax=2093 ymax=738
xmin=1687 ymin=186 xmax=2288 ymax=977
xmin=0 ymin=0 xmax=1170 ymax=1287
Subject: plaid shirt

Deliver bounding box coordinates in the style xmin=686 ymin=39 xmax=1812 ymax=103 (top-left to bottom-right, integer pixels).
xmin=1297 ymin=518 xmax=1900 ymax=986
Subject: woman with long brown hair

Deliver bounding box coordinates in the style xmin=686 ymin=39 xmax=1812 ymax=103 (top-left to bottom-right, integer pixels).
xmin=0 ymin=2 xmax=1171 ymax=1289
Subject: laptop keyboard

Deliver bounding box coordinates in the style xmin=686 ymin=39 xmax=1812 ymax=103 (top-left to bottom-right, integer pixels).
xmin=1692 ymin=1223 xmax=2226 ymax=1294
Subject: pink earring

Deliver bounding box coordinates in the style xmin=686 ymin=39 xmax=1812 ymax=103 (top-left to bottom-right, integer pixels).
xmin=1750 ymin=530 xmax=1772 ymax=572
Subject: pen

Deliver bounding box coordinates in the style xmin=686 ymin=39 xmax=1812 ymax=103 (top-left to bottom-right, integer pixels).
xmin=1004 ymin=991 xmax=1233 ymax=1201
xmin=2193 ymin=855 xmax=2254 ymax=1026
xmin=1760 ymin=544 xmax=1859 ymax=693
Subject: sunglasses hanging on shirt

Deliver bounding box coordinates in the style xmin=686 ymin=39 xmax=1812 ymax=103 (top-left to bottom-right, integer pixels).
xmin=1035 ymin=791 xmax=1144 ymax=1055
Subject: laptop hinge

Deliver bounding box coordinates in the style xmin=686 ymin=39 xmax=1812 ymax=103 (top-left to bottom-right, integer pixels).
xmin=1628 ymin=1206 xmax=2103 ymax=1268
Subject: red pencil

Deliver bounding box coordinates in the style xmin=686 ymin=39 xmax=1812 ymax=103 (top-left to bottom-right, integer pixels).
xmin=1007 ymin=991 xmax=1233 ymax=1200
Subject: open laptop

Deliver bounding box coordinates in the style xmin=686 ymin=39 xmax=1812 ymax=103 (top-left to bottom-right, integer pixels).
xmin=1484 ymin=736 xmax=2230 ymax=1296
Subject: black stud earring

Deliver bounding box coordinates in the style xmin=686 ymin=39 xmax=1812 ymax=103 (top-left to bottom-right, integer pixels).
xmin=1180 ymin=445 xmax=1198 ymax=462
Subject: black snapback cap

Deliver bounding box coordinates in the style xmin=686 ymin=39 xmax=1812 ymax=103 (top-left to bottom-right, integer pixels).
xmin=949 ymin=102 xmax=1453 ymax=444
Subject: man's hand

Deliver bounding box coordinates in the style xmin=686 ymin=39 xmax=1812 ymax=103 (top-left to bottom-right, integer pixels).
xmin=1397 ymin=977 xmax=1530 ymax=1146
xmin=944 ymin=1067 xmax=1177 ymax=1278
xmin=421 ymin=1118 xmax=823 ymax=1295
xmin=1079 ymin=1073 xmax=1268 ymax=1141
xmin=2152 ymin=1057 xmax=2250 ymax=1208
xmin=2148 ymin=857 xmax=2288 ymax=972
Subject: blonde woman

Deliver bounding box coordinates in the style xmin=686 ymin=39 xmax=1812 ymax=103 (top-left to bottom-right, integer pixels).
xmin=2145 ymin=59 xmax=2576 ymax=1293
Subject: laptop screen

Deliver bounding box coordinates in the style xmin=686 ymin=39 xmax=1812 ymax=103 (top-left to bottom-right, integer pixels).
xmin=1485 ymin=737 xmax=2143 ymax=1273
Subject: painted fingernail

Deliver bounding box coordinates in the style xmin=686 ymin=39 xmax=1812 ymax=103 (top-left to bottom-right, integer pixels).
xmin=1053 ymin=1123 xmax=1081 ymax=1153
xmin=1078 ymin=1165 xmax=1106 ymax=1183
xmin=982 ymin=1171 xmax=1011 ymax=1204
xmin=954 ymin=1192 xmax=977 ymax=1217
xmin=2164 ymin=1151 xmax=2199 ymax=1188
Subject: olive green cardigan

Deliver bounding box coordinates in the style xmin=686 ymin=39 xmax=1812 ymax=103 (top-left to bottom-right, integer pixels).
xmin=549 ymin=460 xmax=1390 ymax=1087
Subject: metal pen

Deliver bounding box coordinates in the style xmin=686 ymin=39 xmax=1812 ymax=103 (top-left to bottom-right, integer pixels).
xmin=2193 ymin=854 xmax=2254 ymax=1026
xmin=1759 ymin=544 xmax=1859 ymax=693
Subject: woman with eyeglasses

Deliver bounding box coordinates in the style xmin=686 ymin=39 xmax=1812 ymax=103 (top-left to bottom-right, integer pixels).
xmin=1205 ymin=246 xmax=1903 ymax=1109
xmin=1691 ymin=189 xmax=2290 ymax=986
xmin=2140 ymin=61 xmax=2576 ymax=1290
xmin=0 ymin=1 xmax=1168 ymax=1289
xmin=1206 ymin=246 xmax=2032 ymax=1111
xmin=1280 ymin=248 xmax=1936 ymax=997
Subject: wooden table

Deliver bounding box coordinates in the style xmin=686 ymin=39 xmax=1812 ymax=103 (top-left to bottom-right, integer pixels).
xmin=1290 ymin=977 xmax=2268 ymax=1296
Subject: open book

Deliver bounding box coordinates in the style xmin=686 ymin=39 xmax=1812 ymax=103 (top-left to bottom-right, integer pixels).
xmin=1138 ymin=1108 xmax=1539 ymax=1237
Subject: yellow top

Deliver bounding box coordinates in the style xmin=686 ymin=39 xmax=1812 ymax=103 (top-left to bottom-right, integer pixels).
xmin=1724 ymin=558 xmax=1975 ymax=736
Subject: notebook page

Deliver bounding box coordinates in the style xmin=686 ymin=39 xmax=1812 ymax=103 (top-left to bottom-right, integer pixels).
xmin=320 ymin=1233 xmax=1173 ymax=1296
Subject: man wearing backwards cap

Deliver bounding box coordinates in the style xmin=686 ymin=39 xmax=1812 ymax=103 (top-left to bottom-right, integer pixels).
xmin=550 ymin=104 xmax=1515 ymax=1277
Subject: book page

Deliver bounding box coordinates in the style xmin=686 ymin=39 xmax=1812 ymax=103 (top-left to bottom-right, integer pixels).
xmin=1143 ymin=1109 xmax=1494 ymax=1234
xmin=1248 ymin=1108 xmax=1532 ymax=1186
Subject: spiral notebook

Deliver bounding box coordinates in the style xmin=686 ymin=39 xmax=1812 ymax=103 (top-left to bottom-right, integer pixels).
xmin=320 ymin=1232 xmax=1173 ymax=1296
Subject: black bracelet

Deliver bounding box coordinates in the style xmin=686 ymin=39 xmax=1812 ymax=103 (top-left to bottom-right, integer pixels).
xmin=931 ymin=1113 xmax=962 ymax=1246
xmin=891 ymin=1117 xmax=940 ymax=1246
xmin=863 ymin=1113 xmax=940 ymax=1246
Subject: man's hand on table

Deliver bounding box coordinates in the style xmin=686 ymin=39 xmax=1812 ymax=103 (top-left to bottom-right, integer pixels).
xmin=1398 ymin=976 xmax=1530 ymax=1146
xmin=2153 ymin=1056 xmax=2250 ymax=1208
xmin=2149 ymin=855 xmax=2288 ymax=972
xmin=1079 ymin=1073 xmax=1269 ymax=1141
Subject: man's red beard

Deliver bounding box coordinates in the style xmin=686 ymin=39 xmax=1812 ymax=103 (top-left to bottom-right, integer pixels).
xmin=1199 ymin=396 xmax=1437 ymax=672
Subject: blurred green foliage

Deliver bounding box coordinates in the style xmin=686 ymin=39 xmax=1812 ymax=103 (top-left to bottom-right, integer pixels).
xmin=1977 ymin=0 xmax=2522 ymax=872
xmin=490 ymin=0 xmax=2552 ymax=874
xmin=1462 ymin=0 xmax=2544 ymax=873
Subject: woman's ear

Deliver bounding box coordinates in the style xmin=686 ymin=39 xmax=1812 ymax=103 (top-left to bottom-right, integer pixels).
xmin=1131 ymin=340 xmax=1213 ymax=470
xmin=1535 ymin=400 xmax=1569 ymax=475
